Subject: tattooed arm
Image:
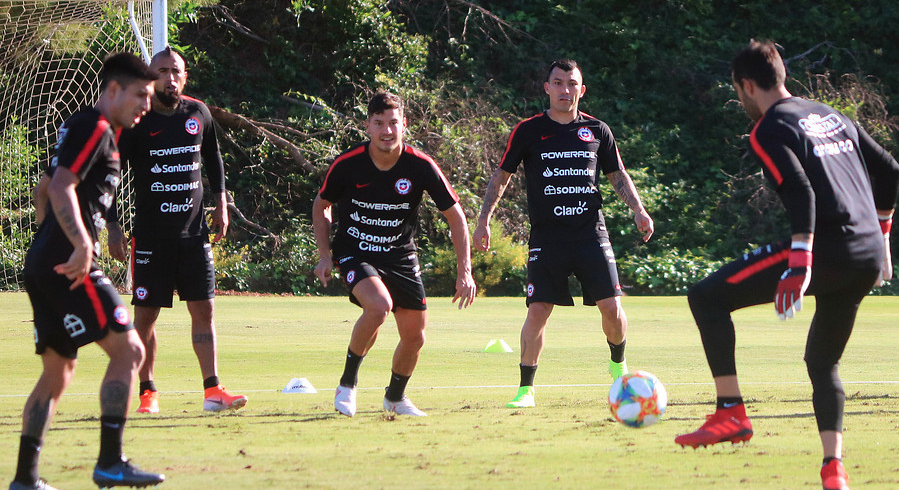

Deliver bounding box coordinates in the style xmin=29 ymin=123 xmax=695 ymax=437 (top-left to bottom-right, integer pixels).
xmin=473 ymin=167 xmax=514 ymax=251
xmin=606 ymin=169 xmax=654 ymax=242
xmin=47 ymin=167 xmax=93 ymax=289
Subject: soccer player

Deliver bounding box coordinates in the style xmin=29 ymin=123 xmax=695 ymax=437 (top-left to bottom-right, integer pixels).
xmin=473 ymin=59 xmax=654 ymax=409
xmin=107 ymin=47 xmax=247 ymax=414
xmin=313 ymin=91 xmax=476 ymax=417
xmin=675 ymin=40 xmax=899 ymax=490
xmin=12 ymin=52 xmax=164 ymax=490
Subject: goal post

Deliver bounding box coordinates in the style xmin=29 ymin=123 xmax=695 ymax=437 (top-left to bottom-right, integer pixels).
xmin=0 ymin=0 xmax=164 ymax=290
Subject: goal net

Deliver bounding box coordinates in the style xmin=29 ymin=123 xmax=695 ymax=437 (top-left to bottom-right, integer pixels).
xmin=0 ymin=0 xmax=161 ymax=291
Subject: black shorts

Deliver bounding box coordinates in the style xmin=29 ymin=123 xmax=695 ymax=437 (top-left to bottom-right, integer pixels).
xmin=131 ymin=235 xmax=215 ymax=308
xmin=526 ymin=238 xmax=622 ymax=306
xmin=334 ymin=253 xmax=427 ymax=311
xmin=25 ymin=268 xmax=134 ymax=359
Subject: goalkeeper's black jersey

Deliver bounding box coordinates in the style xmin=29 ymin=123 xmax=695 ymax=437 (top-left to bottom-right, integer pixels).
xmin=749 ymin=97 xmax=899 ymax=268
xmin=117 ymin=96 xmax=225 ymax=238
xmin=499 ymin=111 xmax=624 ymax=244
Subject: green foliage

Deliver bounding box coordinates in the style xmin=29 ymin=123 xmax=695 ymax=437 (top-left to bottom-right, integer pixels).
xmin=619 ymin=249 xmax=723 ymax=296
xmin=421 ymin=220 xmax=528 ymax=297
xmin=215 ymin=221 xmax=326 ymax=295
xmin=0 ymin=123 xmax=40 ymax=289
xmin=167 ymin=0 xmax=899 ymax=295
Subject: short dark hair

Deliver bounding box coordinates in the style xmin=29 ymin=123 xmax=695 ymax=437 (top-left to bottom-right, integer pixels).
xmin=367 ymin=91 xmax=403 ymax=117
xmin=547 ymin=58 xmax=580 ymax=81
xmin=99 ymin=52 xmax=156 ymax=91
xmin=732 ymin=39 xmax=786 ymax=90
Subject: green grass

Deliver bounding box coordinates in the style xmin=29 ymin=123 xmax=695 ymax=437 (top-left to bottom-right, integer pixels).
xmin=1 ymin=292 xmax=897 ymax=489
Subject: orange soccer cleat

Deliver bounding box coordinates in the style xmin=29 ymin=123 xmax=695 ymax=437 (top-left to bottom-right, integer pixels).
xmin=203 ymin=385 xmax=248 ymax=412
xmin=136 ymin=389 xmax=159 ymax=414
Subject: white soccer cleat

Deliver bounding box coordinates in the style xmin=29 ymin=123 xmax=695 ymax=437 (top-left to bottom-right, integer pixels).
xmin=383 ymin=396 xmax=427 ymax=416
xmin=334 ymin=385 xmax=357 ymax=417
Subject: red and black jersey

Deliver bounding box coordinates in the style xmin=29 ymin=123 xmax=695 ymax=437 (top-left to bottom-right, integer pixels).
xmin=117 ymin=96 xmax=225 ymax=238
xmin=319 ymin=143 xmax=459 ymax=260
xmin=500 ymin=111 xmax=624 ymax=244
xmin=750 ymin=97 xmax=899 ymax=267
xmin=26 ymin=108 xmax=121 ymax=271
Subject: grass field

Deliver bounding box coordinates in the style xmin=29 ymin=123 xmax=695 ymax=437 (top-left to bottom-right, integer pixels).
xmin=1 ymin=292 xmax=897 ymax=489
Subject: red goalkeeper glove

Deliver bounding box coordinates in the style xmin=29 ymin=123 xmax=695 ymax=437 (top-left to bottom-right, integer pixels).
xmin=775 ymin=247 xmax=812 ymax=320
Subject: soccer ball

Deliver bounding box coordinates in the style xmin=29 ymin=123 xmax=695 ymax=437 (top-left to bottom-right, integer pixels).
xmin=608 ymin=370 xmax=667 ymax=428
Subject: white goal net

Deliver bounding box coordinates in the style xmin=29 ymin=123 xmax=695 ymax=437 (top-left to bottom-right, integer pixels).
xmin=0 ymin=0 xmax=161 ymax=290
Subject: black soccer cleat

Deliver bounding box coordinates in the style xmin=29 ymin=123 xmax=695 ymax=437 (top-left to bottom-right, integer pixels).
xmin=93 ymin=458 xmax=165 ymax=488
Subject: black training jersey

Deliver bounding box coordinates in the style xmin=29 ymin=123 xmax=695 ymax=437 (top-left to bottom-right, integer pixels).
xmin=500 ymin=111 xmax=624 ymax=244
xmin=750 ymin=97 xmax=899 ymax=267
xmin=118 ymin=95 xmax=225 ymax=238
xmin=26 ymin=108 xmax=121 ymax=272
xmin=319 ymin=143 xmax=459 ymax=260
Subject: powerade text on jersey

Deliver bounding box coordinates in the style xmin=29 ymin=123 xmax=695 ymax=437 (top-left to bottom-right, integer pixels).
xmin=118 ymin=96 xmax=225 ymax=238
xmin=319 ymin=143 xmax=459 ymax=260
xmin=500 ymin=111 xmax=623 ymax=244
xmin=26 ymin=108 xmax=121 ymax=271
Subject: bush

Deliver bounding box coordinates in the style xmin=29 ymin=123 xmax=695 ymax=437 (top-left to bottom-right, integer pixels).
xmin=421 ymin=220 xmax=528 ymax=297
xmin=619 ymin=249 xmax=724 ymax=296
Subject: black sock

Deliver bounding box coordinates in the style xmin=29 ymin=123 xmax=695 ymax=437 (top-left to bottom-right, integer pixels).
xmin=608 ymin=339 xmax=626 ymax=363
xmin=98 ymin=416 xmax=125 ymax=468
xmin=139 ymin=380 xmax=156 ymax=393
xmin=519 ymin=364 xmax=538 ymax=387
xmin=822 ymin=456 xmax=841 ymax=466
xmin=14 ymin=435 xmax=41 ymax=485
xmin=385 ymin=371 xmax=410 ymax=402
xmin=716 ymin=396 xmax=744 ymax=410
xmin=339 ymin=348 xmax=365 ymax=387
xmin=203 ymin=376 xmax=220 ymax=390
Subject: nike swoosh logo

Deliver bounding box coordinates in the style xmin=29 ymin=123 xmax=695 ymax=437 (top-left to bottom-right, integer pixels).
xmin=723 ymin=402 xmax=740 ymax=408
xmin=94 ymin=469 xmax=125 ymax=481
xmin=356 ymin=183 xmax=371 ymax=188
xmin=540 ymin=134 xmax=554 ymax=140
xmin=150 ymin=130 xmax=162 ymax=137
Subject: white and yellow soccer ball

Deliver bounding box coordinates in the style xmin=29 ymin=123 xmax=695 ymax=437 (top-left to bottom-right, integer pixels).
xmin=608 ymin=370 xmax=667 ymax=428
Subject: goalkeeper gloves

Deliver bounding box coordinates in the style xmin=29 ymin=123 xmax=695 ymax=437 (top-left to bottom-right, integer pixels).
xmin=775 ymin=244 xmax=812 ymax=320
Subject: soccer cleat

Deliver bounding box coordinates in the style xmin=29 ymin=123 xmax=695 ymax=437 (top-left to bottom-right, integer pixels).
xmin=334 ymin=385 xmax=357 ymax=417
xmin=506 ymin=386 xmax=536 ymax=408
xmin=383 ymin=396 xmax=427 ymax=416
xmin=92 ymin=457 xmax=164 ymax=488
xmin=821 ymin=459 xmax=850 ymax=490
xmin=608 ymin=359 xmax=628 ymax=380
xmin=136 ymin=389 xmax=159 ymax=414
xmin=674 ymin=403 xmax=753 ymax=448
xmin=202 ymin=385 xmax=248 ymax=412
xmin=9 ymin=479 xmax=59 ymax=490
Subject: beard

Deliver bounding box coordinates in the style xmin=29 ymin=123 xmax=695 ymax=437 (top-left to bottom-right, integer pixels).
xmin=156 ymin=89 xmax=181 ymax=108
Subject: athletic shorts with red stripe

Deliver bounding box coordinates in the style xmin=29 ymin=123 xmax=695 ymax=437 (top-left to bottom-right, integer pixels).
xmin=689 ymin=241 xmax=878 ymax=378
xmin=25 ymin=268 xmax=134 ymax=359
xmin=335 ymin=253 xmax=427 ymax=311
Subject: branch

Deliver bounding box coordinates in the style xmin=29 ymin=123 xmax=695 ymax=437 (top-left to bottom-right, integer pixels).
xmin=204 ymin=5 xmax=269 ymax=44
xmin=207 ymin=105 xmax=315 ymax=173
xmin=224 ymin=199 xmax=282 ymax=245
